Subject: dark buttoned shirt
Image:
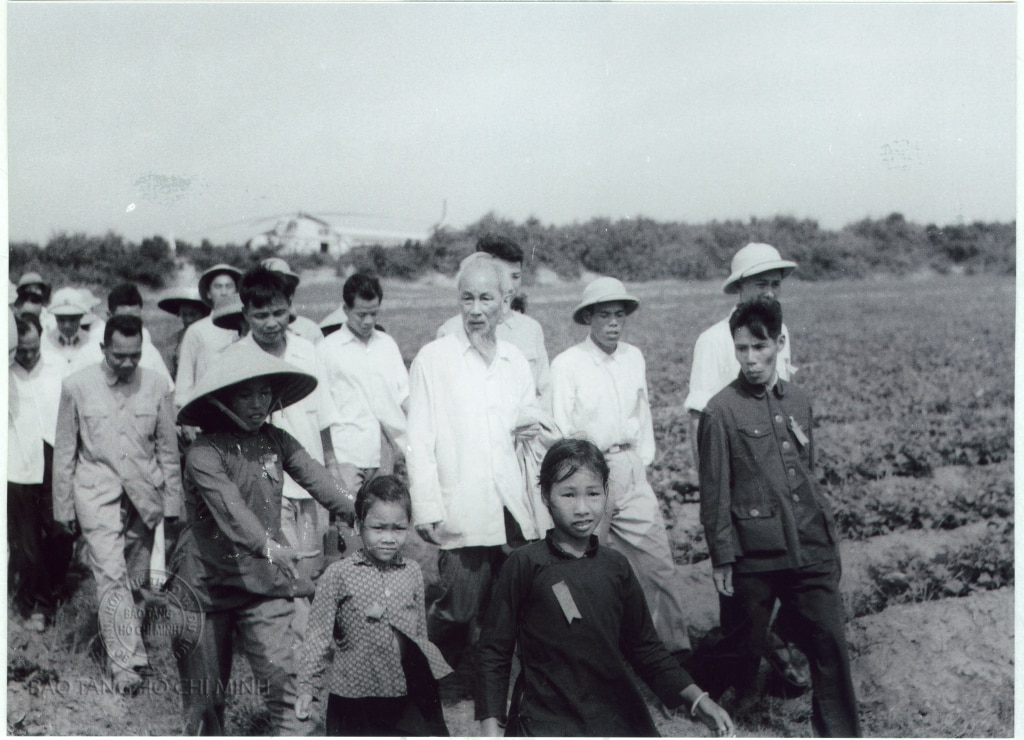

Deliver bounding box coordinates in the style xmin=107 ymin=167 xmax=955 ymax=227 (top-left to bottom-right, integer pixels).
xmin=698 ymin=374 xmax=838 ymax=573
xmin=476 ymin=532 xmax=693 ymax=736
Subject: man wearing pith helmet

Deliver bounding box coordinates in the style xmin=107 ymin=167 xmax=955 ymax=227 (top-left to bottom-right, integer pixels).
xmin=550 ymin=276 xmax=692 ymax=658
xmin=683 ymin=242 xmax=808 ymax=701
xmin=174 ymin=263 xmax=242 ymax=409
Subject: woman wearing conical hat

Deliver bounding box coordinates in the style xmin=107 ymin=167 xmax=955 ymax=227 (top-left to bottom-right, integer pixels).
xmin=171 ymin=340 xmax=354 ymax=735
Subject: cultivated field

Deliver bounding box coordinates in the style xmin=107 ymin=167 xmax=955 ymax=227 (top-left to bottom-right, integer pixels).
xmin=7 ymin=272 xmax=1014 ymax=736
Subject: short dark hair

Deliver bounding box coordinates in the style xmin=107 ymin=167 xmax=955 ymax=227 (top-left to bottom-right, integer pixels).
xmin=107 ymin=283 xmax=143 ymax=313
xmin=729 ymin=298 xmax=783 ymax=341
xmin=104 ymin=313 xmax=143 ymax=345
xmin=343 ymin=273 xmax=383 ymax=308
xmin=16 ymin=313 xmax=41 ymax=338
xmin=354 ymin=475 xmax=412 ymax=523
xmin=539 ymin=438 xmax=610 ymax=501
xmin=476 ymin=234 xmax=523 ymax=265
xmin=239 ymin=266 xmax=291 ymax=310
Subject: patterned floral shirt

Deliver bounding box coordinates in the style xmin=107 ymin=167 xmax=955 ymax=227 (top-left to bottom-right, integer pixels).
xmin=296 ymin=550 xmax=451 ymax=699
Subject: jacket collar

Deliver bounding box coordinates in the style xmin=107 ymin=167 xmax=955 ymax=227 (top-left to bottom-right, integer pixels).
xmin=353 ymin=548 xmax=407 ymax=569
xmin=737 ymin=372 xmax=787 ymax=400
xmin=545 ymin=530 xmax=600 ymax=560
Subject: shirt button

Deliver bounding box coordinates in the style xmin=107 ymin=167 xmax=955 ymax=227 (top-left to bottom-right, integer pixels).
xmin=792 ymin=494 xmax=800 ymax=503
xmin=782 ymin=441 xmax=791 ymax=450
xmin=384 ymin=589 xmax=391 ymax=598
xmin=788 ymin=468 xmax=796 ymax=478
xmin=749 ymin=508 xmax=760 ymax=517
xmin=775 ymin=414 xmax=784 ymax=423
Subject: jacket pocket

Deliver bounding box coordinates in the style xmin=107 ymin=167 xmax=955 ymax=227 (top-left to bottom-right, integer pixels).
xmin=731 ymin=505 xmax=787 ymax=558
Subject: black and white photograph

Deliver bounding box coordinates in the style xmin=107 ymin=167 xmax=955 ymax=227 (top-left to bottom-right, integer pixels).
xmin=5 ymin=2 xmax=1016 ymax=736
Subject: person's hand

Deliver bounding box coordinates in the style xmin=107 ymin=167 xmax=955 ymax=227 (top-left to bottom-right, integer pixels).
xmin=56 ymin=519 xmax=79 ymax=538
xmin=294 ymin=692 xmax=314 ymax=721
xmin=181 ymin=425 xmax=200 ymax=443
xmin=480 ymin=718 xmax=503 ymax=737
xmin=713 ymin=564 xmax=734 ymax=597
xmin=265 ymin=540 xmax=319 ymax=580
xmin=415 ymin=522 xmax=442 ymax=546
xmin=694 ymin=696 xmax=734 ymax=737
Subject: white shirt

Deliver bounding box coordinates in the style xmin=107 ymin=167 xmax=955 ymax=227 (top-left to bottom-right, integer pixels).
xmin=318 ymin=324 xmax=409 ymax=469
xmin=8 ymin=354 xmax=64 ymax=484
xmin=437 ymin=310 xmax=551 ymax=411
xmin=406 ymin=327 xmax=539 ymax=549
xmin=683 ymin=314 xmax=795 ymax=413
xmin=551 ymin=336 xmax=656 ymax=465
xmin=236 ymin=333 xmax=340 ymax=500
xmin=174 ymin=316 xmax=237 ymax=408
xmin=40 ymin=327 xmax=91 ymax=373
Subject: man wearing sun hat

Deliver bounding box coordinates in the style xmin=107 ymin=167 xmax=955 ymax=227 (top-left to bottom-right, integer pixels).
xmin=550 ymin=276 xmax=692 ymax=658
xmin=39 ymin=287 xmax=93 ymax=374
xmin=174 ymin=263 xmax=242 ymax=408
xmin=156 ymin=286 xmax=210 ymax=379
xmin=683 ymin=242 xmax=809 ymax=702
xmin=172 ymin=340 xmax=355 ymax=735
xmin=12 ymin=272 xmax=51 ymax=320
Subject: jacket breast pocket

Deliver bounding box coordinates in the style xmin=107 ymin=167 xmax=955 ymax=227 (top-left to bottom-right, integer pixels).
xmin=133 ymin=410 xmax=158 ymax=441
xmin=81 ymin=410 xmax=110 ymax=440
xmin=731 ymin=505 xmax=787 ymax=558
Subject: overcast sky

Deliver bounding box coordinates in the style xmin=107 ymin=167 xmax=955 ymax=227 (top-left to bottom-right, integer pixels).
xmin=7 ymin=2 xmax=1016 ymax=246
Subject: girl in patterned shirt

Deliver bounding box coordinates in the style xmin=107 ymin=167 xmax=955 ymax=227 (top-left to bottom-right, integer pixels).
xmin=294 ymin=476 xmax=452 ymax=735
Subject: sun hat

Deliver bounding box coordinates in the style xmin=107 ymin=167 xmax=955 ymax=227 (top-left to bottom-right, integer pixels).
xmin=572 ymin=277 xmax=640 ymax=325
xmin=158 ymin=287 xmax=211 ymax=318
xmin=210 ymin=295 xmax=246 ymax=332
xmin=260 ymin=257 xmax=300 ymax=291
xmin=176 ymin=341 xmax=318 ymax=427
xmin=16 ymin=272 xmax=51 ymax=302
xmin=318 ymin=305 xmax=347 ymax=336
xmin=197 ymin=264 xmax=243 ymax=306
xmin=722 ymin=243 xmax=798 ymax=295
xmin=48 ymin=287 xmax=88 ymax=317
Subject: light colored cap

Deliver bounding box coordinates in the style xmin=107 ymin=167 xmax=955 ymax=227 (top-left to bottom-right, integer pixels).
xmin=177 ymin=341 xmax=318 ymax=427
xmin=16 ymin=272 xmax=51 ymax=301
xmin=48 ymin=287 xmax=89 ymax=317
xmin=198 ymin=264 xmax=243 ymax=306
xmin=260 ymin=257 xmax=300 ymax=290
xmin=722 ymin=243 xmax=797 ymax=295
xmin=572 ymin=277 xmax=639 ymax=325
xmin=158 ymin=287 xmax=210 ymax=317
xmin=210 ymin=295 xmax=245 ymax=331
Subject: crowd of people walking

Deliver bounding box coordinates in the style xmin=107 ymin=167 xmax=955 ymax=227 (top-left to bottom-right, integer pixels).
xmin=7 ymin=237 xmax=859 ymax=736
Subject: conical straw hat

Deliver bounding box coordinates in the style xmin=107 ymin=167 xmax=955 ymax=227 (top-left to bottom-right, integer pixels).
xmin=158 ymin=287 xmax=210 ymax=317
xmin=177 ymin=341 xmax=317 ymax=427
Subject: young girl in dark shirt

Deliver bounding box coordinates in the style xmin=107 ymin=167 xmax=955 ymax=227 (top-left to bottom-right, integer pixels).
xmin=476 ymin=438 xmax=734 ymax=737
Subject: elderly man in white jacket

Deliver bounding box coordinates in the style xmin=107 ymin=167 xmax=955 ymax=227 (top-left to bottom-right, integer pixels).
xmin=406 ymin=253 xmax=543 ymax=669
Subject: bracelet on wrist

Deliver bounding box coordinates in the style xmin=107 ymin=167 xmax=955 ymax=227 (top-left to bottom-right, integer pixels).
xmin=690 ymin=690 xmax=710 ymax=717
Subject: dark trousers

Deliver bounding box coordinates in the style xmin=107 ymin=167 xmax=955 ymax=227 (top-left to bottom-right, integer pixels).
xmin=426 ymin=509 xmax=526 ymax=669
xmin=7 ymin=446 xmax=75 ymax=617
xmin=694 ymin=561 xmax=860 ymax=737
xmin=324 ymin=637 xmax=449 ymax=736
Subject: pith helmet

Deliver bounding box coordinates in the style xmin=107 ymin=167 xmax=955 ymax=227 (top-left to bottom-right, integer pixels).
xmin=198 ymin=264 xmax=243 ymax=306
xmin=572 ymin=277 xmax=639 ymax=325
xmin=158 ymin=287 xmax=210 ymax=318
xmin=722 ymin=243 xmax=797 ymax=295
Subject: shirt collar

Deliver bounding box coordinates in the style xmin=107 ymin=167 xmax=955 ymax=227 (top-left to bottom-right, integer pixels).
xmin=58 ymin=332 xmax=81 ymax=347
xmin=737 ymin=372 xmax=786 ymax=400
xmin=340 ymin=323 xmax=376 ymax=346
xmin=544 ymin=530 xmax=600 ymax=560
xmin=583 ymin=334 xmax=620 ymax=364
xmin=353 ymin=548 xmax=407 ymax=569
xmin=101 ymin=359 xmax=125 ymax=386
xmin=453 ymin=322 xmax=512 ymax=362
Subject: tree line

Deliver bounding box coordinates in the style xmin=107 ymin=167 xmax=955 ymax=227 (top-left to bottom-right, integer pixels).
xmin=9 ymin=212 xmax=1015 ymax=291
